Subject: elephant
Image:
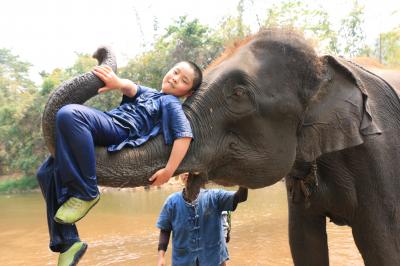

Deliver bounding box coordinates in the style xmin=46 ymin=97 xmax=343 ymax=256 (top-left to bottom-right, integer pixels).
xmin=42 ymin=29 xmax=400 ymax=265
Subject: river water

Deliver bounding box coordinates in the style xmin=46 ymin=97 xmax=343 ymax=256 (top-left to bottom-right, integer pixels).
xmin=0 ymin=182 xmax=363 ymax=265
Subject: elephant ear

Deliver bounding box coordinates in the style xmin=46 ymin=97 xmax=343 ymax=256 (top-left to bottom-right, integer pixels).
xmin=297 ymin=55 xmax=382 ymax=162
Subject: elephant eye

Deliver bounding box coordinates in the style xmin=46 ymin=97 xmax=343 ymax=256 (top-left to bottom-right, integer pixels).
xmin=233 ymin=87 xmax=245 ymax=97
xmin=223 ymin=84 xmax=255 ymax=115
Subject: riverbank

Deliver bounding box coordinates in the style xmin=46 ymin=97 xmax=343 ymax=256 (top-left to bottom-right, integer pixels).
xmin=0 ymin=174 xmax=184 ymax=194
xmin=0 ymin=174 xmax=38 ymax=193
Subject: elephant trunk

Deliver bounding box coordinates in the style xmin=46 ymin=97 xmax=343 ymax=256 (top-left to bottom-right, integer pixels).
xmin=42 ymin=46 xmax=117 ymax=156
xmin=95 ymin=133 xmax=207 ymax=187
xmin=95 ymin=135 xmax=171 ymax=187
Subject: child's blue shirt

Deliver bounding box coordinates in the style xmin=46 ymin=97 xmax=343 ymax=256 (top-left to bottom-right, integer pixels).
xmin=157 ymin=189 xmax=236 ymax=266
xmin=106 ymin=85 xmax=193 ymax=152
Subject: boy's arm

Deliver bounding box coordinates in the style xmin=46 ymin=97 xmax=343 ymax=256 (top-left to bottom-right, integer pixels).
xmin=232 ymin=187 xmax=248 ymax=210
xmin=92 ymin=65 xmax=138 ymax=97
xmin=158 ymin=229 xmax=171 ymax=251
xmin=157 ymin=229 xmax=171 ymax=266
xmin=149 ymin=137 xmax=192 ymax=186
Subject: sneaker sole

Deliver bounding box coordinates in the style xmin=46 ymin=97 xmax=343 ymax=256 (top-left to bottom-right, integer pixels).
xmin=70 ymin=242 xmax=88 ymax=266
xmin=54 ymin=196 xmax=100 ymax=224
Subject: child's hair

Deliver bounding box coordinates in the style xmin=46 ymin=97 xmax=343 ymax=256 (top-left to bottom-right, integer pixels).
xmin=183 ymin=61 xmax=203 ymax=92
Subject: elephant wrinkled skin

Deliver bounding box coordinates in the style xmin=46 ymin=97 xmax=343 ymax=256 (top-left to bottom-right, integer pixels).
xmin=42 ymin=30 xmax=400 ymax=265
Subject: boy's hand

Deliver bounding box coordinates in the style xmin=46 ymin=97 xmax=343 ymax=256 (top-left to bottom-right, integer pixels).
xmin=151 ymin=137 xmax=191 ymax=186
xmin=157 ymin=257 xmax=166 ymax=266
xmin=149 ymin=168 xmax=173 ymax=186
xmin=157 ymin=251 xmax=166 ymax=266
xmin=92 ymin=65 xmax=122 ymax=94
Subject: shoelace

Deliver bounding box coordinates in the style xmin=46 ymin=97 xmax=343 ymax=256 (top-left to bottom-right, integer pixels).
xmin=65 ymin=198 xmax=83 ymax=209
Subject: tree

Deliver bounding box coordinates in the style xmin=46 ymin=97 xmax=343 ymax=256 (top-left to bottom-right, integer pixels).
xmin=377 ymin=27 xmax=400 ymax=67
xmin=215 ymin=0 xmax=252 ymax=48
xmin=0 ymin=49 xmax=35 ymax=94
xmin=120 ymin=16 xmax=223 ymax=89
xmin=40 ymin=68 xmax=67 ymax=96
xmin=0 ymin=49 xmax=37 ymax=175
xmin=262 ymin=0 xmax=338 ymax=54
xmin=338 ymin=0 xmax=366 ymax=57
xmin=162 ymin=16 xmax=223 ymax=68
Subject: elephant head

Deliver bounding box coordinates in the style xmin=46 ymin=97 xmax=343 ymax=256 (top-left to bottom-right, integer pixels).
xmin=42 ymin=29 xmax=380 ymax=189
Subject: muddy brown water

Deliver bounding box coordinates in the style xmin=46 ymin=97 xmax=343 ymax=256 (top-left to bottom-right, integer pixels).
xmin=0 ymin=182 xmax=363 ymax=265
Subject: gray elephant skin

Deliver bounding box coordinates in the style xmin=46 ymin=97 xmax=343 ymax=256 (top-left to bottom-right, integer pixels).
xmin=42 ymin=30 xmax=400 ymax=265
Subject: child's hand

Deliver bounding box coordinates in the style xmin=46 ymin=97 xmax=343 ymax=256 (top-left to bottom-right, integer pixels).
xmin=157 ymin=252 xmax=166 ymax=266
xmin=149 ymin=168 xmax=173 ymax=186
xmin=92 ymin=65 xmax=122 ymax=94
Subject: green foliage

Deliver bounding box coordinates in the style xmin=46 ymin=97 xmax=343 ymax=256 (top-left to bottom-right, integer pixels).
xmin=0 ymin=175 xmax=38 ymax=193
xmin=377 ymin=27 xmax=400 ymax=67
xmin=0 ymin=49 xmax=37 ymax=176
xmin=120 ymin=16 xmax=224 ymax=90
xmin=66 ymin=52 xmax=97 ymax=77
xmin=214 ymin=0 xmax=251 ymax=48
xmin=0 ymin=49 xmax=35 ymax=94
xmin=40 ymin=53 xmax=97 ymax=95
xmin=9 ymin=93 xmax=48 ymax=176
xmin=40 ymin=68 xmax=67 ymax=96
xmin=262 ymin=0 xmax=338 ymax=53
xmin=338 ymin=0 xmax=366 ymax=57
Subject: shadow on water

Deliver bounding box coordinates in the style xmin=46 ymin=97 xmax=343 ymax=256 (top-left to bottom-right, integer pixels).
xmin=0 ymin=182 xmax=363 ymax=265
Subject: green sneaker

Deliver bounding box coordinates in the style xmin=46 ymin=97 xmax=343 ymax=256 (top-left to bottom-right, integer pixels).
xmin=54 ymin=195 xmax=100 ymax=224
xmin=58 ymin=241 xmax=87 ymax=266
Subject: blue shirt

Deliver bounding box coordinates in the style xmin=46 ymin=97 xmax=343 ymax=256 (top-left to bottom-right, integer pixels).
xmin=157 ymin=189 xmax=236 ymax=266
xmin=106 ymin=85 xmax=193 ymax=152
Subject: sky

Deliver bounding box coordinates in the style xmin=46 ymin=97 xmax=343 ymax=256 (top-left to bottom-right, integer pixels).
xmin=1 ymin=0 xmax=399 ymax=83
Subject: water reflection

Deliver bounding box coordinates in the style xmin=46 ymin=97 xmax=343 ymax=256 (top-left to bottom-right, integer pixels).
xmin=0 ymin=182 xmax=363 ymax=265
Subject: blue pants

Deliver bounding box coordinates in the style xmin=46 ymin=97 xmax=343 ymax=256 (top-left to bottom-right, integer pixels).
xmin=37 ymin=104 xmax=128 ymax=252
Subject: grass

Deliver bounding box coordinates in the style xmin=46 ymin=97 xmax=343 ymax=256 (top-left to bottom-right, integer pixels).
xmin=0 ymin=175 xmax=38 ymax=193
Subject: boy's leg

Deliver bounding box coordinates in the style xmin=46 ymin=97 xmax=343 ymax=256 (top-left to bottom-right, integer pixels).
xmin=54 ymin=104 xmax=128 ymax=222
xmin=55 ymin=104 xmax=128 ymax=201
xmin=37 ymin=157 xmax=80 ymax=253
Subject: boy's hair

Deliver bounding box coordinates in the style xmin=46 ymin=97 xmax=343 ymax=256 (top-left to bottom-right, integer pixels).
xmin=184 ymin=61 xmax=203 ymax=92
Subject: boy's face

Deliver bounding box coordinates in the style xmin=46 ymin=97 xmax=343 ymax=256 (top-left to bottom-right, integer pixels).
xmin=161 ymin=62 xmax=195 ymax=97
